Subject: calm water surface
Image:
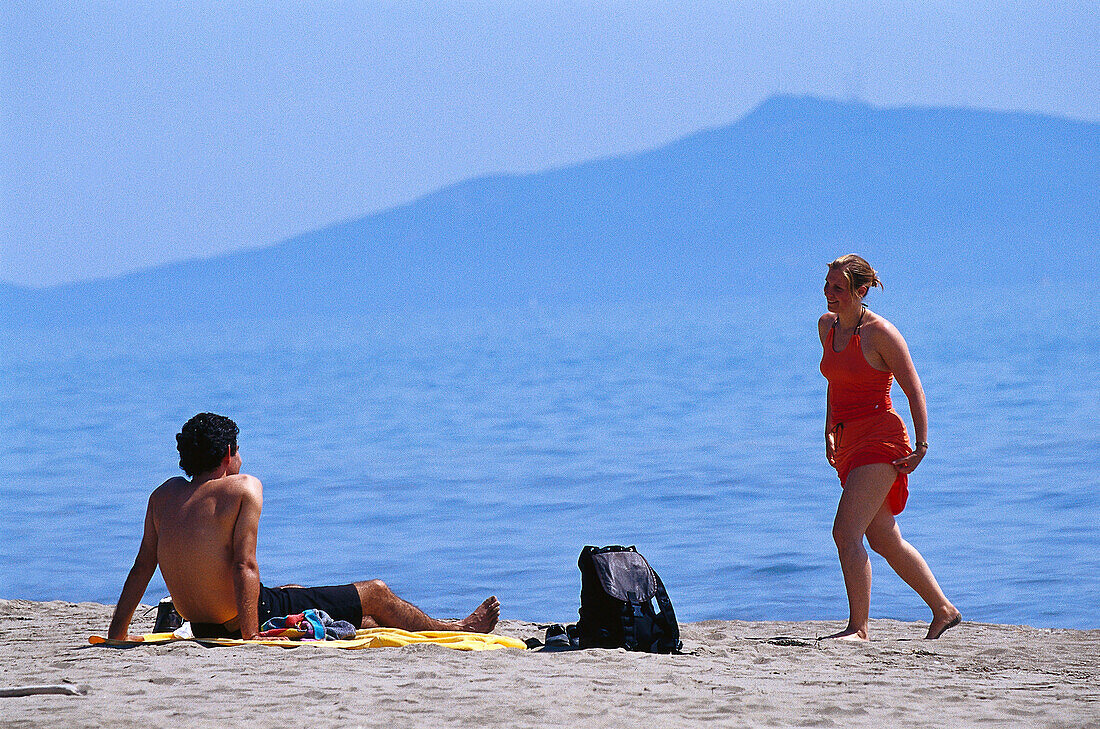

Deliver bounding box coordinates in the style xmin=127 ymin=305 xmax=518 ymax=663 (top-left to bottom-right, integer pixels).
xmin=1 ymin=290 xmax=1097 ymax=628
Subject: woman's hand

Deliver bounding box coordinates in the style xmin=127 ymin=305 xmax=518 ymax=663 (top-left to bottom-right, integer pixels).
xmin=892 ymin=447 xmax=926 ymax=474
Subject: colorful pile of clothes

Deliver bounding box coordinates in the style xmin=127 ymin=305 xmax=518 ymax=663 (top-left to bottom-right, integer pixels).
xmin=257 ymin=609 xmax=358 ymax=641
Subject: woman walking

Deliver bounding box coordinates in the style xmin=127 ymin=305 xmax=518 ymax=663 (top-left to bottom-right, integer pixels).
xmin=819 ymin=254 xmax=960 ymax=640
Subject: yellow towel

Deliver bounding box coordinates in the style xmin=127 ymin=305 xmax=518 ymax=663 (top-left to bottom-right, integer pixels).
xmin=89 ymin=627 xmax=525 ymax=651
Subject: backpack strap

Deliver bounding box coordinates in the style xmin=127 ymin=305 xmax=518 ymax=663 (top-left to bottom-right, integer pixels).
xmin=652 ymin=573 xmax=682 ymax=652
xmin=653 ymin=572 xmax=677 ymax=627
xmin=620 ymin=590 xmax=640 ymax=651
xmin=620 ymin=578 xmax=682 ymax=653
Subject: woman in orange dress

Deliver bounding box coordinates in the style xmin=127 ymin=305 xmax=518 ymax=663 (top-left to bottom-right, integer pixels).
xmin=819 ymin=254 xmax=960 ymax=640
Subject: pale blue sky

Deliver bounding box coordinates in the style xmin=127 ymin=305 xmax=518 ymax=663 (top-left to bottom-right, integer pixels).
xmin=3 ymin=1 xmax=1097 ymax=287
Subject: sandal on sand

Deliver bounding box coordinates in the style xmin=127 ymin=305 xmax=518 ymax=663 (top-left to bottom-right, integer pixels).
xmin=529 ymin=623 xmax=580 ymax=651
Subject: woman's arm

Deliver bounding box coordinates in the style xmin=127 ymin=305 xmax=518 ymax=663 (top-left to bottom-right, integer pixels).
xmin=818 ymin=314 xmax=837 ymax=463
xmin=873 ymin=320 xmax=928 ymax=472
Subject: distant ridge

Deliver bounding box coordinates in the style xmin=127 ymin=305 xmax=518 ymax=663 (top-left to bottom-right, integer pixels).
xmin=5 ymin=95 xmax=1098 ymax=325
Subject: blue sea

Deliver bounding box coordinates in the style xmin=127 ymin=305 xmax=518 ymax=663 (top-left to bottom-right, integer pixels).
xmin=1 ymin=287 xmax=1097 ymax=629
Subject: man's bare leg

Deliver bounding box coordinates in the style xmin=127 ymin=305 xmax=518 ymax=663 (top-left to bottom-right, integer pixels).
xmin=865 ymin=507 xmax=961 ymax=639
xmin=826 ymin=463 xmax=896 ymax=641
xmin=354 ymin=580 xmax=500 ymax=633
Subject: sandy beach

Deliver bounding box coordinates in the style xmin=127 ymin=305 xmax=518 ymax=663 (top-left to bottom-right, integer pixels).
xmin=1 ymin=598 xmax=1096 ymax=728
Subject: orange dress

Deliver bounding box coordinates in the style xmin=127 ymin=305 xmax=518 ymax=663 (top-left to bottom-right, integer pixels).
xmin=820 ymin=320 xmax=911 ymax=515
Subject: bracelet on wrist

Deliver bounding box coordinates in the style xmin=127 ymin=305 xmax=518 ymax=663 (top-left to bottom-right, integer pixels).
xmin=915 ymin=441 xmax=929 ymax=450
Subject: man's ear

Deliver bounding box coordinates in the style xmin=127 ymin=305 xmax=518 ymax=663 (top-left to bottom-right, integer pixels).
xmin=222 ymin=446 xmax=234 ymax=464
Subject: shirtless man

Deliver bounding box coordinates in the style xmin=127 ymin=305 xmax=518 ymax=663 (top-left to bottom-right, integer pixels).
xmin=108 ymin=412 xmax=499 ymax=640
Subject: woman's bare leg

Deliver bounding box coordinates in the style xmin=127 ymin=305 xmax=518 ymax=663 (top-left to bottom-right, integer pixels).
xmin=865 ymin=507 xmax=961 ymax=638
xmin=827 ymin=463 xmax=897 ymax=640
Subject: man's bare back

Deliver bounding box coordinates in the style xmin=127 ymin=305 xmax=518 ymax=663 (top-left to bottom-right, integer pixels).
xmin=153 ymin=472 xmax=262 ymax=627
xmin=109 ymin=413 xmax=498 ymax=641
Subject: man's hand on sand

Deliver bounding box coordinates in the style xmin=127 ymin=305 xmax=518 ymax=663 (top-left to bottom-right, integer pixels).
xmin=104 ymin=634 xmax=145 ymax=643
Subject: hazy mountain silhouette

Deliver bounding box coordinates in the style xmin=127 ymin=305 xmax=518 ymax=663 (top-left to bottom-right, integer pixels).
xmin=5 ymin=95 xmax=1098 ymax=325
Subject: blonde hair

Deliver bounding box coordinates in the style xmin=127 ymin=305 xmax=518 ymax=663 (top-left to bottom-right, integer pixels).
xmin=828 ymin=254 xmax=883 ymax=294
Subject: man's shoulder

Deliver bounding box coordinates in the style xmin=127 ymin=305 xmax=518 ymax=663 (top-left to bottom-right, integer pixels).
xmin=151 ymin=476 xmax=188 ymax=499
xmin=220 ymin=473 xmax=263 ymax=498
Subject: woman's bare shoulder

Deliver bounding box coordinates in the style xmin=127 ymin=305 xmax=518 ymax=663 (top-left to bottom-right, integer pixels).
xmin=862 ymin=312 xmax=908 ymax=350
xmin=865 ymin=310 xmax=900 ymax=331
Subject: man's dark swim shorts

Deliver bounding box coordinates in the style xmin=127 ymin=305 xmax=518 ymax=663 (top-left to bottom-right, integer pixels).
xmin=189 ymin=583 xmax=362 ymax=638
xmin=258 ymin=583 xmax=362 ymax=626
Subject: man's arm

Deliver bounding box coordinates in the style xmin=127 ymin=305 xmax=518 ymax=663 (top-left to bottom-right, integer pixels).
xmin=108 ymin=494 xmax=159 ymax=640
xmin=230 ymin=477 xmax=263 ymax=639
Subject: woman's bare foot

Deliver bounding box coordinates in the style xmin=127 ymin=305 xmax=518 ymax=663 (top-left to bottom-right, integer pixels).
xmin=822 ymin=625 xmax=869 ymax=641
xmin=458 ymin=596 xmax=500 ymax=633
xmin=926 ymin=608 xmax=962 ymax=639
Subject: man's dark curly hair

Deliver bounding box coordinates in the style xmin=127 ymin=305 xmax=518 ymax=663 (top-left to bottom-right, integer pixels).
xmin=176 ymin=413 xmax=239 ymax=477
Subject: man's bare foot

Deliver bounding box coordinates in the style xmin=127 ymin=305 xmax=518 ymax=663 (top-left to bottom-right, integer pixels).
xmin=458 ymin=596 xmax=500 ymax=633
xmin=822 ymin=626 xmax=869 ymax=641
xmin=926 ymin=609 xmax=962 ymax=639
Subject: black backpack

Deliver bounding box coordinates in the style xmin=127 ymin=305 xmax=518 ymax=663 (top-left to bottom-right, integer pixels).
xmin=575 ymin=545 xmax=681 ymax=653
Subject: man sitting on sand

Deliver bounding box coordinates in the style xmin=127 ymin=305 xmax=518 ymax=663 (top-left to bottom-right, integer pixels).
xmin=108 ymin=412 xmax=499 ymax=640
